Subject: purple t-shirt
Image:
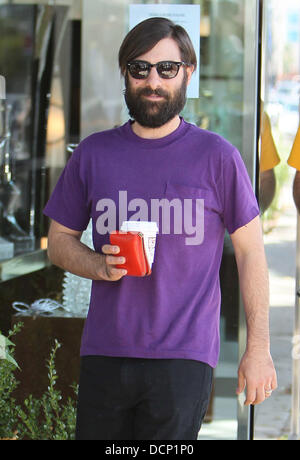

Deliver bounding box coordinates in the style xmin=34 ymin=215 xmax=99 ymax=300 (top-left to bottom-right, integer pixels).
xmin=43 ymin=118 xmax=259 ymax=368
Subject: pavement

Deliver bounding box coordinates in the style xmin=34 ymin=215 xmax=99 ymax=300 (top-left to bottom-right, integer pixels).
xmin=254 ymin=187 xmax=298 ymax=440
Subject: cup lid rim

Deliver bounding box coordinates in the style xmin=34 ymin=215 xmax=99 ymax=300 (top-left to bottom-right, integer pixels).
xmin=120 ymin=221 xmax=158 ymax=233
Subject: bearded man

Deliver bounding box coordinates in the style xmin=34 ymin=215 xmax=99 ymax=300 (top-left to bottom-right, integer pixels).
xmin=44 ymin=17 xmax=277 ymax=440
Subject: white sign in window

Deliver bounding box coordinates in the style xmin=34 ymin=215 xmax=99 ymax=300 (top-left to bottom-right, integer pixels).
xmin=129 ymin=4 xmax=200 ymax=99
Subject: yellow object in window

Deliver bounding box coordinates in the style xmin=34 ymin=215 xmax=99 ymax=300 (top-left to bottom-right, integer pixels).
xmin=287 ymin=125 xmax=300 ymax=170
xmin=260 ymin=111 xmax=281 ymax=172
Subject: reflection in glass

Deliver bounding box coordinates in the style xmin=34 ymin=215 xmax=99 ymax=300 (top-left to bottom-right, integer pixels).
xmin=0 ymin=5 xmax=35 ymax=258
xmin=0 ymin=3 xmax=73 ymax=271
xmin=259 ymin=109 xmax=280 ymax=215
xmin=256 ymin=0 xmax=300 ymax=440
xmin=0 ymin=102 xmax=35 ymax=254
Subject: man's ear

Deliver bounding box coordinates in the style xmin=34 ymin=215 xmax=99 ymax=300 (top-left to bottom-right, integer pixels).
xmin=186 ymin=65 xmax=195 ymax=86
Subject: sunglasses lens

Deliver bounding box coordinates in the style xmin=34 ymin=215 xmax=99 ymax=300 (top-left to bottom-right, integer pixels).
xmin=128 ymin=62 xmax=150 ymax=79
xmin=157 ymin=62 xmax=179 ymax=78
xmin=127 ymin=61 xmax=182 ymax=79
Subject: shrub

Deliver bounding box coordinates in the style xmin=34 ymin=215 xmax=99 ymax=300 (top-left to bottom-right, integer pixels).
xmin=0 ymin=323 xmax=78 ymax=440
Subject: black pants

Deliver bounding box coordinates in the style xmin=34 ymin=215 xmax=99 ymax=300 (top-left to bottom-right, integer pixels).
xmin=75 ymin=355 xmax=213 ymax=440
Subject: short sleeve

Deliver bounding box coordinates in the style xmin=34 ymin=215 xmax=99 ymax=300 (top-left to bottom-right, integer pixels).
xmin=222 ymin=148 xmax=260 ymax=234
xmin=287 ymin=125 xmax=300 ymax=170
xmin=260 ymin=112 xmax=281 ymax=172
xmin=43 ymin=144 xmax=91 ymax=231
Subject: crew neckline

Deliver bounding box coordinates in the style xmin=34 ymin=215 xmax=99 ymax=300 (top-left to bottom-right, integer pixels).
xmin=120 ymin=116 xmax=190 ymax=148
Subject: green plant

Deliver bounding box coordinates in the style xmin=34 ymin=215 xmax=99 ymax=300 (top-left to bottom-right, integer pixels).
xmin=0 ymin=323 xmax=78 ymax=440
xmin=17 ymin=339 xmax=78 ymax=440
xmin=0 ymin=322 xmax=23 ymax=439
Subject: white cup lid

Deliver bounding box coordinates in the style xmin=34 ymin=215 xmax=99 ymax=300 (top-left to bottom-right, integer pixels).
xmin=120 ymin=220 xmax=158 ymax=233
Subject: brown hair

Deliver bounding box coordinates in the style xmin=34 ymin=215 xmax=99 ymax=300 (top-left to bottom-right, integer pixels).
xmin=118 ymin=17 xmax=197 ymax=76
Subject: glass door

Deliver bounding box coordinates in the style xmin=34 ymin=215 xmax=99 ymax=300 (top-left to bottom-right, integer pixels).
xmin=81 ymin=0 xmax=261 ymax=440
xmin=256 ymin=0 xmax=300 ymax=440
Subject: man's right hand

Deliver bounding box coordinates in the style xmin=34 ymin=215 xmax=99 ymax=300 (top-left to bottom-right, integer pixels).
xmin=99 ymin=244 xmax=127 ymax=281
xmin=47 ymin=220 xmax=127 ymax=282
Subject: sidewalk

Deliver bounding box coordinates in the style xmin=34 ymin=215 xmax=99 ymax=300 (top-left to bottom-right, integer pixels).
xmin=254 ymin=193 xmax=298 ymax=440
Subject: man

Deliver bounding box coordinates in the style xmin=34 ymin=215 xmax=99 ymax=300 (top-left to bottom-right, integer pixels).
xmin=44 ymin=17 xmax=277 ymax=440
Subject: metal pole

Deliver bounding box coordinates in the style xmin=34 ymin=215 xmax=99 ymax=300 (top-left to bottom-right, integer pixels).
xmin=237 ymin=0 xmax=261 ymax=440
xmin=290 ymin=213 xmax=300 ymax=439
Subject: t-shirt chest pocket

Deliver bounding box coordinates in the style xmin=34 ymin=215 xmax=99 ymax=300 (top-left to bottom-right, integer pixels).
xmin=159 ymin=181 xmax=221 ymax=246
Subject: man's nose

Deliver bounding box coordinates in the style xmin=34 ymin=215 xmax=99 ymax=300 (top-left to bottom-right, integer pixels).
xmin=145 ymin=66 xmax=162 ymax=89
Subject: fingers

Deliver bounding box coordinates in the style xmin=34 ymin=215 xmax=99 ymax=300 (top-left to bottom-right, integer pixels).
xmin=242 ymin=380 xmax=277 ymax=406
xmin=271 ymin=373 xmax=278 ymax=392
xmin=236 ymin=373 xmax=246 ymax=396
xmin=237 ymin=353 xmax=277 ymax=406
xmin=106 ymin=255 xmax=126 ymax=265
xmin=237 ymin=374 xmax=265 ymax=405
xmin=107 ymin=266 xmax=127 ymax=278
xmin=102 ymin=244 xmax=120 ymax=254
xmin=264 ymin=377 xmax=277 ymax=398
xmin=102 ymin=244 xmax=126 ymax=267
xmin=241 ymin=383 xmax=262 ymax=406
xmin=237 ymin=370 xmax=278 ymax=405
xmin=101 ymin=244 xmax=127 ymax=280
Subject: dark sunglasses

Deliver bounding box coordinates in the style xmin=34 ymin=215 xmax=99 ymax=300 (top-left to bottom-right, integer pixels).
xmin=127 ymin=60 xmax=188 ymax=80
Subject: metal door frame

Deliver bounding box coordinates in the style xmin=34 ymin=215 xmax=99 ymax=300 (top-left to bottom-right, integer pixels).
xmin=238 ymin=0 xmax=262 ymax=440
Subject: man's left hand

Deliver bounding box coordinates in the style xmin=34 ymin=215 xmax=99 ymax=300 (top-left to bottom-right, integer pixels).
xmin=236 ymin=350 xmax=277 ymax=405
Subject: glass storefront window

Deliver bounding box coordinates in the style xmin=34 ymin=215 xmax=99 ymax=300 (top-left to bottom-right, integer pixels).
xmin=0 ymin=2 xmax=76 ymax=281
xmin=0 ymin=5 xmax=37 ymax=263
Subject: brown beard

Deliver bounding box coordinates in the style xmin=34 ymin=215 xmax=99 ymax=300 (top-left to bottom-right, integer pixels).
xmin=124 ymin=72 xmax=188 ymax=128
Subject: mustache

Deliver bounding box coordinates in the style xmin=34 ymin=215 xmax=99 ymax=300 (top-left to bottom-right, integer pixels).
xmin=136 ymin=87 xmax=169 ymax=99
